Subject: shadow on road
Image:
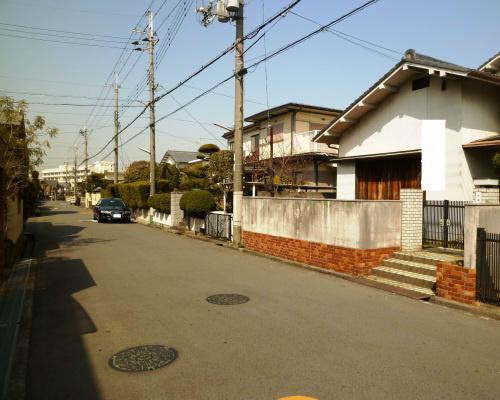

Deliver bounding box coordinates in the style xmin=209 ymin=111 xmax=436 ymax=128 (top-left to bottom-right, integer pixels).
xmin=26 ymin=217 xmax=103 ymax=399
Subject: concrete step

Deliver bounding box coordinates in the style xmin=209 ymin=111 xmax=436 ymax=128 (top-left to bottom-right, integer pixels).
xmin=393 ymin=250 xmax=463 ymax=267
xmin=383 ymin=258 xmax=436 ymax=277
xmin=362 ymin=275 xmax=435 ymax=300
xmin=372 ymin=266 xmax=436 ymax=289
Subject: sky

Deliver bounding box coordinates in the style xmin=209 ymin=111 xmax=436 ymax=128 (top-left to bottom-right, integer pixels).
xmin=1 ymin=0 xmax=499 ymax=171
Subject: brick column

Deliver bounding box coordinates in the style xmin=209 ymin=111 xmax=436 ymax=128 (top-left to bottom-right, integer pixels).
xmin=473 ymin=187 xmax=500 ymax=203
xmin=400 ymin=189 xmax=423 ymax=251
xmin=170 ymin=191 xmax=184 ymax=226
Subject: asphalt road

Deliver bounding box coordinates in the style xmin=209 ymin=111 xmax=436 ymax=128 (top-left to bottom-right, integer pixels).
xmin=26 ymin=201 xmax=500 ymax=400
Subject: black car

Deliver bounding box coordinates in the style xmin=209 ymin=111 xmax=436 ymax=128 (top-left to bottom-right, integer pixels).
xmin=93 ymin=197 xmax=131 ymax=223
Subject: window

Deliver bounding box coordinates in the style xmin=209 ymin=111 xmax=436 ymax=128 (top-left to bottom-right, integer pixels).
xmin=251 ymin=134 xmax=260 ymax=155
xmin=412 ymin=76 xmax=430 ymax=91
xmin=228 ymin=141 xmax=234 ymax=150
xmin=269 ymin=123 xmax=284 ymax=142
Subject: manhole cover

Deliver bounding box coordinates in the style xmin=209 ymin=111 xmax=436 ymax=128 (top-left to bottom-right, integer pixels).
xmin=206 ymin=294 xmax=250 ymax=305
xmin=109 ymin=345 xmax=177 ymax=372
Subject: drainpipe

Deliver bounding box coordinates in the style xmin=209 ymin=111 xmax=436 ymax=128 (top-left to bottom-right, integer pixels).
xmin=290 ymin=111 xmax=296 ymax=156
xmin=314 ymin=159 xmax=319 ymax=192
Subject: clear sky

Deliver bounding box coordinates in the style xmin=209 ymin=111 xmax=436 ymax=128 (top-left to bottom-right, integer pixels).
xmin=1 ymin=0 xmax=499 ymax=170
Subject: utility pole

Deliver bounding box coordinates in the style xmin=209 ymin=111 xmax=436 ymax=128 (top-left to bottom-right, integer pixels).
xmin=114 ymin=73 xmax=119 ymax=184
xmin=197 ymin=0 xmax=245 ymax=247
xmin=232 ymin=1 xmax=244 ymax=247
xmin=147 ymin=9 xmax=157 ymax=196
xmin=80 ymin=127 xmax=88 ymax=184
xmin=73 ymin=151 xmax=78 ymax=200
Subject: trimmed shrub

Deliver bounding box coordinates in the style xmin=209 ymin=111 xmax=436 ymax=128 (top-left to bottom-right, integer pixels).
xmin=147 ymin=193 xmax=171 ymax=214
xmin=179 ymin=175 xmax=209 ymax=191
xmin=101 ymin=183 xmax=118 ymax=198
xmin=157 ymin=179 xmax=174 ymax=193
xmin=115 ymin=181 xmax=150 ymax=208
xmin=198 ymin=143 xmax=220 ymax=155
xmin=493 ymin=152 xmax=500 ymax=176
xmin=180 ymin=190 xmax=215 ymax=217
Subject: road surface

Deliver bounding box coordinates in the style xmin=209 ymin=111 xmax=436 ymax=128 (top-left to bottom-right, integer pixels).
xmin=26 ymin=201 xmax=500 ymax=400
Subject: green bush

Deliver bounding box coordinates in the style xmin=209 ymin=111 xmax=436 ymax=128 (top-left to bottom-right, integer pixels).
xmin=180 ymin=190 xmax=215 ymax=217
xmin=101 ymin=183 xmax=118 ymax=198
xmin=113 ymin=181 xmax=150 ymax=209
xmin=179 ymin=175 xmax=209 ymax=191
xmin=493 ymin=152 xmax=500 ymax=176
xmin=147 ymin=193 xmax=171 ymax=214
xmin=198 ymin=143 xmax=220 ymax=155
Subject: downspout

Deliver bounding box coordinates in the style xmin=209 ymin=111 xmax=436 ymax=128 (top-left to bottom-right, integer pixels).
xmin=314 ymin=159 xmax=319 ymax=192
xmin=290 ymin=111 xmax=296 ymax=156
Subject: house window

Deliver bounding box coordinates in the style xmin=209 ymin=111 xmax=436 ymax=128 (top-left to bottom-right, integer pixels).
xmin=228 ymin=141 xmax=234 ymax=150
xmin=412 ymin=76 xmax=430 ymax=91
xmin=269 ymin=123 xmax=284 ymax=142
xmin=251 ymin=134 xmax=260 ymax=156
xmin=309 ymin=122 xmax=325 ymax=132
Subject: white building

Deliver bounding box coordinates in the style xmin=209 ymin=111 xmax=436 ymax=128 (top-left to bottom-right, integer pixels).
xmin=314 ymin=50 xmax=500 ymax=201
xmin=41 ymin=160 xmax=116 ymax=187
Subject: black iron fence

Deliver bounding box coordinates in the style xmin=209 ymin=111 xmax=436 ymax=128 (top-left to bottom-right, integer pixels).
xmin=205 ymin=212 xmax=233 ymax=241
xmin=476 ymin=228 xmax=500 ymax=305
xmin=423 ymin=200 xmax=466 ymax=249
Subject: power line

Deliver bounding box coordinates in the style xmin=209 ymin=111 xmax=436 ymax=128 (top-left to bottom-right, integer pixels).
xmin=289 ymin=11 xmax=400 ymax=60
xmin=0 ymin=21 xmax=132 ymax=40
xmin=0 ymin=32 xmax=135 ymax=49
xmin=0 ymin=27 xmax=131 ymax=44
xmin=83 ymin=0 xmax=379 ymax=167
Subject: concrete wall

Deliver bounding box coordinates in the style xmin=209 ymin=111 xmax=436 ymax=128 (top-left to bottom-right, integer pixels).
xmin=242 ymin=197 xmax=401 ymax=249
xmin=464 ymin=204 xmax=500 ymax=268
xmin=6 ymin=194 xmax=23 ymax=243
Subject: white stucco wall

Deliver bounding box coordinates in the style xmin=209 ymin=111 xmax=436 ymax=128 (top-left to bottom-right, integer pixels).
xmin=337 ymin=161 xmax=356 ymax=200
xmin=338 ymin=75 xmax=500 ymax=201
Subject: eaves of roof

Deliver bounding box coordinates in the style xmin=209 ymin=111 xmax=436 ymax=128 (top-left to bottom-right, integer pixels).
xmin=313 ymin=50 xmax=500 ymax=144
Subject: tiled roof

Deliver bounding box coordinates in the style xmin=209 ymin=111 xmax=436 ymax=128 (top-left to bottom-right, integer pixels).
xmin=161 ymin=150 xmax=199 ymax=164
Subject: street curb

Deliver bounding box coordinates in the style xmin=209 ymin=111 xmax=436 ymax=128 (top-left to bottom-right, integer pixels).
xmin=429 ymin=296 xmax=500 ymax=322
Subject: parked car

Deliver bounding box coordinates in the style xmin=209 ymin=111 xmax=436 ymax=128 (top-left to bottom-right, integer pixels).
xmin=93 ymin=197 xmax=131 ymax=223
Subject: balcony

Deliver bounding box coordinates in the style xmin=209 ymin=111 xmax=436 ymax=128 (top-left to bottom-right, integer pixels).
xmin=292 ymin=130 xmax=338 ymax=156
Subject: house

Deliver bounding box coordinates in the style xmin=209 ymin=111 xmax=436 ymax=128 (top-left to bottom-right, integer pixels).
xmin=160 ymin=150 xmax=200 ymax=169
xmin=314 ymin=49 xmax=500 ymax=201
xmin=222 ymin=102 xmax=342 ymax=193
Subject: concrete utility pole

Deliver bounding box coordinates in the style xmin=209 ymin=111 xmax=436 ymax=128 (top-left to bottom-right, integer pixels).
xmin=196 ymin=1 xmax=245 ymax=246
xmin=73 ymin=151 xmax=77 ymax=200
xmin=80 ymin=127 xmax=88 ymax=186
xmin=147 ymin=9 xmax=157 ymax=196
xmin=232 ymin=1 xmax=244 ymax=247
xmin=114 ymin=73 xmax=119 ymax=184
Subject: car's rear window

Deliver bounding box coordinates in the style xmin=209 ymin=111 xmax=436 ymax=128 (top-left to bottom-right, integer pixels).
xmin=100 ymin=199 xmax=125 ymax=207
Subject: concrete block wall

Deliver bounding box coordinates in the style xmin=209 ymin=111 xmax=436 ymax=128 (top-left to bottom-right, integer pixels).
xmin=400 ymin=189 xmax=423 ymax=251
xmin=170 ymin=191 xmax=184 ymax=226
xmin=473 ymin=187 xmax=499 ymax=204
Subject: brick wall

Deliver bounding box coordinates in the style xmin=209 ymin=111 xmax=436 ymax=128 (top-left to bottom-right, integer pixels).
xmin=243 ymin=231 xmax=398 ymax=276
xmin=400 ymin=189 xmax=423 ymax=251
xmin=436 ymin=262 xmax=477 ymax=305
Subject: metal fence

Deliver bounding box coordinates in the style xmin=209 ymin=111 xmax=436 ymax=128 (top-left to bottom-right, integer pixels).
xmin=423 ymin=200 xmax=466 ymax=249
xmin=476 ymin=228 xmax=500 ymax=305
xmin=205 ymin=212 xmax=233 ymax=241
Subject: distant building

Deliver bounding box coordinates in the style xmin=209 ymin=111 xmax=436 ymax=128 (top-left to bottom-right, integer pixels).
xmin=160 ymin=150 xmax=199 ymax=169
xmin=41 ymin=160 xmax=116 ymax=187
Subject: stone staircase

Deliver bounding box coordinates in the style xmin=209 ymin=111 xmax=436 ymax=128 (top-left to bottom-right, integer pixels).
xmin=363 ymin=250 xmax=463 ymax=300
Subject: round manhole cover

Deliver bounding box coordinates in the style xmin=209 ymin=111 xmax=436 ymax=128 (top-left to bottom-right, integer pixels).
xmin=109 ymin=345 xmax=177 ymax=372
xmin=206 ymin=293 xmax=250 ymax=305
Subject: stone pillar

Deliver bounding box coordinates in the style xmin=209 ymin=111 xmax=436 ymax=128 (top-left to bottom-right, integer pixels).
xmin=170 ymin=191 xmax=184 ymax=226
xmin=400 ymin=188 xmax=423 ymax=251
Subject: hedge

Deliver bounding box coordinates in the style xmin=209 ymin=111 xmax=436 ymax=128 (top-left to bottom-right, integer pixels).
xmin=147 ymin=193 xmax=171 ymax=214
xmin=101 ymin=180 xmax=174 ymax=209
xmin=180 ymin=190 xmax=215 ymax=217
